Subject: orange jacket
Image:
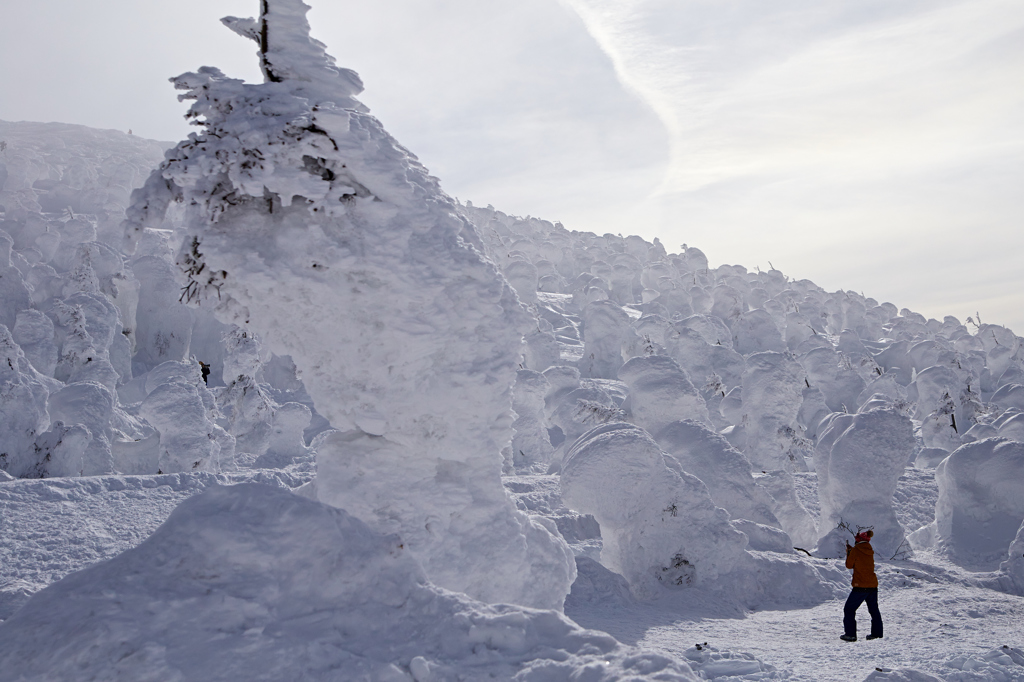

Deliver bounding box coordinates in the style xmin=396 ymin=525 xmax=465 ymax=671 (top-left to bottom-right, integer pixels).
xmin=845 ymin=541 xmax=878 ymax=588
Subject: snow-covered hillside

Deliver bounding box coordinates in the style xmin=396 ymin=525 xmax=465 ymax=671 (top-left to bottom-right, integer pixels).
xmin=2 ymin=1 xmax=1024 ymax=680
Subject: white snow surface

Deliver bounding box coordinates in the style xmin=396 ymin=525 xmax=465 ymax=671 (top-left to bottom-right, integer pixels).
xmin=935 ymin=438 xmax=1024 ymax=570
xmin=3 ymin=1 xmax=1024 ymax=676
xmin=0 ymin=483 xmax=703 ymax=682
xmin=619 ymin=354 xmax=712 ymax=434
xmin=561 ymin=422 xmax=750 ymax=596
xmin=0 ymin=468 xmax=309 ymax=620
xmin=559 ymin=422 xmax=837 ymax=612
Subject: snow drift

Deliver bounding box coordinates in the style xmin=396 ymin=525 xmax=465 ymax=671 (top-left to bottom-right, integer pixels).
xmin=0 ymin=483 xmax=702 ymax=682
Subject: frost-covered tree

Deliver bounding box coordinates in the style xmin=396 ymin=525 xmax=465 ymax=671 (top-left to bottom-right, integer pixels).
xmin=123 ymin=0 xmax=575 ymax=609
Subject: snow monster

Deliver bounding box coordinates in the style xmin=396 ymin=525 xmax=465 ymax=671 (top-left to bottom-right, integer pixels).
xmin=123 ymin=0 xmax=575 ymax=610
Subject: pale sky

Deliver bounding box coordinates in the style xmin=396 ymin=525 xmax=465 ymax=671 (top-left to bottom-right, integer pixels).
xmin=1 ymin=0 xmax=1022 ymax=332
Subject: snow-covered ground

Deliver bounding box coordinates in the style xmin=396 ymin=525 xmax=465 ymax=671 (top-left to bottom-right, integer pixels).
xmin=2 ymin=1 xmax=1024 ymax=679
xmin=0 ymin=470 xmax=310 ymax=621
xmin=562 ymin=472 xmax=1024 ymax=681
xmin=3 ymin=466 xmax=1022 ymax=680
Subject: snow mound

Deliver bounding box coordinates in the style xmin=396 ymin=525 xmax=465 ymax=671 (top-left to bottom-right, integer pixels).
xmin=502 ymin=474 xmax=603 ymax=561
xmin=564 ymin=556 xmax=635 ymax=610
xmin=1000 ymin=520 xmax=1024 ymax=595
xmin=561 ymin=423 xmax=749 ymax=597
xmin=739 ymin=351 xmax=810 ymax=472
xmin=0 ymin=470 xmax=309 ymax=621
xmin=941 ymin=646 xmax=1024 ymax=681
xmin=139 ymin=360 xmax=233 ymax=473
xmin=618 ymin=354 xmax=711 ymax=434
xmin=755 ymin=470 xmax=819 ymax=550
xmin=0 ymin=483 xmax=702 ymax=681
xmin=936 ymin=438 xmax=1024 ymax=570
xmin=509 ymin=369 xmax=555 ymax=473
xmin=682 ymin=643 xmax=785 ymax=680
xmin=580 ymin=299 xmax=634 ymax=379
xmin=655 ymin=418 xmax=780 ymax=528
xmin=0 ymin=324 xmax=60 ymax=477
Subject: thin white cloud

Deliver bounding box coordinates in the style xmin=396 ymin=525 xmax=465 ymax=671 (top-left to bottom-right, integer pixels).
xmin=564 ymin=0 xmax=1024 ymax=190
xmin=563 ymin=0 xmax=1024 ymax=331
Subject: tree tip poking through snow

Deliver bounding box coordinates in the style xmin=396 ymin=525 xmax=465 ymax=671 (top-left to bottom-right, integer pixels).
xmin=122 ymin=0 xmax=574 ymax=609
xmin=221 ymin=0 xmax=366 ymax=102
xmin=0 ymin=483 xmax=704 ymax=682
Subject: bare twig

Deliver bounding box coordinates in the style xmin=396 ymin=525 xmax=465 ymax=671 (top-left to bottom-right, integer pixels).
xmin=890 ymin=538 xmax=911 ymax=561
xmin=836 ymin=518 xmax=873 ymax=537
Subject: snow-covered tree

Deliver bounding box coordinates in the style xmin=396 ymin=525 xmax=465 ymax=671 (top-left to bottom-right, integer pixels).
xmin=123 ymin=0 xmax=575 ymax=609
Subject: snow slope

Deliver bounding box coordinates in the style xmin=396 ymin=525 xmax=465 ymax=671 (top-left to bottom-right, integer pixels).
xmin=0 ymin=483 xmax=702 ymax=681
xmin=0 ymin=468 xmax=309 ymax=620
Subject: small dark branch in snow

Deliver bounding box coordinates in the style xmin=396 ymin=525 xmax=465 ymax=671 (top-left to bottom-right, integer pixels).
xmin=794 ymin=547 xmax=812 ymax=557
xmin=890 ymin=538 xmax=912 ymax=561
xmin=303 ymin=124 xmax=339 ymax=151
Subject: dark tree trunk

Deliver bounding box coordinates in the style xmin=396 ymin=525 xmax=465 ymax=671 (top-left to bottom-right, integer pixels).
xmin=259 ymin=0 xmax=282 ymax=82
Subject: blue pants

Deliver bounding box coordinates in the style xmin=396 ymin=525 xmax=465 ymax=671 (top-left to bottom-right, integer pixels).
xmin=844 ymin=588 xmax=882 ymax=638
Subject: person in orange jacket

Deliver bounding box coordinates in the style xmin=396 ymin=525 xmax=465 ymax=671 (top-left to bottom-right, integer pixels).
xmin=839 ymin=529 xmax=883 ymax=642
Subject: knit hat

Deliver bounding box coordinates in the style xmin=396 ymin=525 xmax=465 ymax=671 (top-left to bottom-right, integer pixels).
xmin=855 ymin=530 xmax=873 ymax=543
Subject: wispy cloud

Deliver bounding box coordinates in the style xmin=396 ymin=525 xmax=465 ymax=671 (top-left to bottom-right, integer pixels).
xmin=564 ymin=0 xmax=1024 ymax=188
xmin=563 ymin=0 xmax=1024 ymax=330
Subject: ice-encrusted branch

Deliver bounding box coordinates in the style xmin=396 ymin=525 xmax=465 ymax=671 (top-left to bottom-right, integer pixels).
xmin=122 ymin=0 xmax=387 ymax=303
